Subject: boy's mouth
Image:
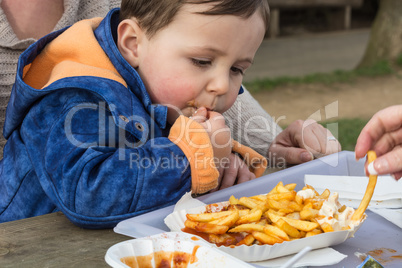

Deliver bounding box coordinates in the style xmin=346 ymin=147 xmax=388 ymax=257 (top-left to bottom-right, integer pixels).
xmin=187 ymin=100 xmax=214 ymax=112
xmin=187 ymin=100 xmax=197 ymax=110
xmin=186 ymin=100 xmax=218 ymax=119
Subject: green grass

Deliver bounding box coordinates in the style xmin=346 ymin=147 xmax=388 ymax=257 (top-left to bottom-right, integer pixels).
xmin=244 ymin=60 xmax=392 ymax=151
xmin=244 ymin=60 xmax=395 ymax=93
xmin=279 ymin=118 xmax=369 ymax=152
xmin=396 ymin=53 xmax=402 ymax=67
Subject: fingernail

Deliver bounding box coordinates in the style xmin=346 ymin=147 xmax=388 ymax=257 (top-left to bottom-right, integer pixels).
xmin=390 ymin=174 xmax=397 ymax=181
xmin=375 ymin=158 xmax=389 ymax=174
xmin=301 ymin=152 xmax=313 ymax=162
xmin=367 ymin=162 xmax=378 ymax=175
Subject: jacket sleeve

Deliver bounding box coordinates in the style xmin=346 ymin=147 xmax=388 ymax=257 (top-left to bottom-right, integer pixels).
xmin=28 ymin=98 xmax=198 ymax=229
xmin=168 ymin=115 xmax=219 ymax=194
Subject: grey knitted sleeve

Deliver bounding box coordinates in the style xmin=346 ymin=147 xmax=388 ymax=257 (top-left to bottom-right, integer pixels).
xmin=223 ymin=86 xmax=283 ymax=157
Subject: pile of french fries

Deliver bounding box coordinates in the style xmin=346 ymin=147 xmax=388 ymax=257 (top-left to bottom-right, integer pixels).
xmin=184 ymin=182 xmax=350 ymax=247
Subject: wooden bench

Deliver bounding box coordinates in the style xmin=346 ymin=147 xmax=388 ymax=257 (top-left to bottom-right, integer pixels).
xmin=267 ymin=0 xmax=364 ymax=38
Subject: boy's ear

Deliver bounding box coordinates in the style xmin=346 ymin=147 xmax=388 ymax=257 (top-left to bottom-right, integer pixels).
xmin=117 ymin=19 xmax=144 ymax=68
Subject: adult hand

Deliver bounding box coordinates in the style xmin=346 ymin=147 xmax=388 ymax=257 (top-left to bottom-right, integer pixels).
xmin=210 ymin=153 xmax=256 ymax=192
xmin=268 ymin=119 xmax=341 ymax=166
xmin=355 ymin=105 xmax=402 ymax=180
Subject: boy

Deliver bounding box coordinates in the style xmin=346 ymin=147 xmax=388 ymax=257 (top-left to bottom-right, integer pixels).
xmin=0 ymin=0 xmax=269 ymax=228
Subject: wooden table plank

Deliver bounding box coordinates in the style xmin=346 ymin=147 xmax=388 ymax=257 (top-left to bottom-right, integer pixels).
xmin=0 ymin=212 xmax=129 ymax=267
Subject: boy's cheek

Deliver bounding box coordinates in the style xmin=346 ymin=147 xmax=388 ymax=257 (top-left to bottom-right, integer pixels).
xmin=217 ymin=94 xmax=238 ymax=114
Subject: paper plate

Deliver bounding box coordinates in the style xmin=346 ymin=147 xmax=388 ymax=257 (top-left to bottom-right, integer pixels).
xmin=164 ymin=202 xmax=365 ymax=262
xmin=105 ymin=232 xmax=254 ymax=268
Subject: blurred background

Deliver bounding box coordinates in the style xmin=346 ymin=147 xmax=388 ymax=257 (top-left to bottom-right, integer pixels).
xmin=244 ymin=0 xmax=402 ymax=151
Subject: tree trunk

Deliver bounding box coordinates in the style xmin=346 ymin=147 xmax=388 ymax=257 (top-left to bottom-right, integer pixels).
xmin=357 ymin=0 xmax=402 ymax=68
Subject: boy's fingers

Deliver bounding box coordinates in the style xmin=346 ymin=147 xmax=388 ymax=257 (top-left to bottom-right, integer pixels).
xmin=219 ymin=154 xmax=255 ymax=190
xmin=208 ymin=111 xmax=225 ymax=121
xmin=191 ymin=107 xmax=208 ymax=123
xmin=217 ymin=154 xmax=236 ymax=190
xmin=231 ymin=153 xmax=255 ymax=184
xmin=237 ymin=167 xmax=255 ymax=184
xmin=209 ymin=167 xmax=224 ymax=193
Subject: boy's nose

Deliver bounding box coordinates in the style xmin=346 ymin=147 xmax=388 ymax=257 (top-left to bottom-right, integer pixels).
xmin=206 ymin=74 xmax=229 ymax=95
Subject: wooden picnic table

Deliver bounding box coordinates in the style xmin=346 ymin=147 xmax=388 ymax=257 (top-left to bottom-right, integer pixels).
xmin=1 ymin=202 xmax=402 ymax=267
xmin=0 ymin=212 xmax=128 ymax=267
xmin=267 ymin=0 xmax=364 ymax=38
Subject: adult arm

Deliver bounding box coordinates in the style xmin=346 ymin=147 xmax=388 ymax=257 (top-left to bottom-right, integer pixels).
xmin=223 ymin=86 xmax=282 ymax=157
xmin=224 ymin=87 xmax=341 ymax=167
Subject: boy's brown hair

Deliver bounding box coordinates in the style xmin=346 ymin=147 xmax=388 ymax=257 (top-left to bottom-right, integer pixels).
xmin=120 ymin=0 xmax=270 ymax=38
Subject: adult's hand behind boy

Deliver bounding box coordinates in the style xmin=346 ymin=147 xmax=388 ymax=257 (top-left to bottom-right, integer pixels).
xmin=268 ymin=119 xmax=341 ymax=166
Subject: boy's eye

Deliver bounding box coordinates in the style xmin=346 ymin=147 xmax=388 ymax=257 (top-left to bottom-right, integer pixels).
xmin=191 ymin=58 xmax=211 ymax=67
xmin=231 ymin=66 xmax=244 ymax=75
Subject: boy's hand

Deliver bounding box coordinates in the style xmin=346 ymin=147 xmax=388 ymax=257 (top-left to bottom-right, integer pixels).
xmin=210 ymin=153 xmax=256 ymax=192
xmin=268 ymin=119 xmax=341 ymax=165
xmin=191 ymin=107 xmax=232 ymax=161
xmin=191 ymin=108 xmax=256 ymax=191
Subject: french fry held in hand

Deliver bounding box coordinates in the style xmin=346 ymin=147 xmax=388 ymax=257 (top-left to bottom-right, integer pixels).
xmin=352 ymin=150 xmax=378 ymax=222
xmin=183 ymin=180 xmax=367 ymax=247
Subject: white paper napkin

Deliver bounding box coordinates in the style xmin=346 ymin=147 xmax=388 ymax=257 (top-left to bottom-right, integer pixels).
xmin=304 ymin=175 xmax=402 ymax=208
xmin=369 ymin=208 xmax=402 ymax=229
xmin=252 ymin=247 xmax=347 ymax=267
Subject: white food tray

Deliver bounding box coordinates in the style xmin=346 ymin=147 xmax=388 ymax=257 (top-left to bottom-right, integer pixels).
xmin=114 ymin=151 xmax=402 ymax=267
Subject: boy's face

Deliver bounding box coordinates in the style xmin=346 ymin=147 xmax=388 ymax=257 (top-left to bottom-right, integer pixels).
xmin=121 ymin=4 xmax=266 ymax=124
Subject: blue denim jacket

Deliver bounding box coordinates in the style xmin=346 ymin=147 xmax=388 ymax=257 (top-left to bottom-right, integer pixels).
xmin=0 ymin=9 xmax=193 ymax=228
